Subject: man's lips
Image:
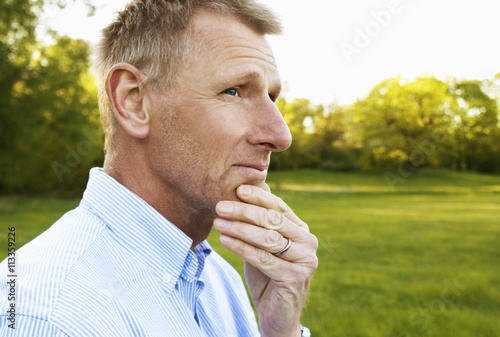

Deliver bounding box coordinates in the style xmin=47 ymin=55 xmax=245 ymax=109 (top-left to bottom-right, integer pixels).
xmin=234 ymin=163 xmax=269 ymax=171
xmin=233 ymin=163 xmax=269 ymax=179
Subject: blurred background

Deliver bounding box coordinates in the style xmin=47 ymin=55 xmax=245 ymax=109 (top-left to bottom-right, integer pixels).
xmin=1 ymin=1 xmax=499 ymax=336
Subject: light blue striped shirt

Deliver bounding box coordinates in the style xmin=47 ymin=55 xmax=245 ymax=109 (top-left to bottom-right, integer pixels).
xmin=0 ymin=168 xmax=259 ymax=336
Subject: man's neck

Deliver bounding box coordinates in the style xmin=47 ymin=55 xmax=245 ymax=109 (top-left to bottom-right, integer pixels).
xmin=103 ymin=155 xmax=214 ymax=250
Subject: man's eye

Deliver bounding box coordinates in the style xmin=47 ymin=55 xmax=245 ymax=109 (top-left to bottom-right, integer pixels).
xmin=223 ymin=88 xmax=239 ymax=97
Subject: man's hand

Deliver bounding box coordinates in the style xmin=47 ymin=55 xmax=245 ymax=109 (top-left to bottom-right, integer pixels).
xmin=214 ymin=184 xmax=318 ymax=337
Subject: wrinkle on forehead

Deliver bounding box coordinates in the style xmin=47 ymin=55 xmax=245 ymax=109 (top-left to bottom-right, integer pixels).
xmin=212 ymin=40 xmax=277 ymax=68
xmin=189 ymin=10 xmax=277 ymax=68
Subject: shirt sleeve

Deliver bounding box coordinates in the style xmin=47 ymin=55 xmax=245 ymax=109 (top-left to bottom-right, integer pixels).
xmin=0 ymin=315 xmax=69 ymax=337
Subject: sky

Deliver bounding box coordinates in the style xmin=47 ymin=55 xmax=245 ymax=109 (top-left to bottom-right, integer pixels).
xmin=43 ymin=0 xmax=500 ymax=106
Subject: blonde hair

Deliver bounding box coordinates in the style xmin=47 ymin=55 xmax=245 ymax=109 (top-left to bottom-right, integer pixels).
xmin=93 ymin=0 xmax=282 ymax=150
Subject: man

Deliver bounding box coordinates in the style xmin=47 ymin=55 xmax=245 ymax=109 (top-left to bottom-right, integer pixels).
xmin=0 ymin=0 xmax=318 ymax=336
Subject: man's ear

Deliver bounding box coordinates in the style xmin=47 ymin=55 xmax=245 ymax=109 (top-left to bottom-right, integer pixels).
xmin=105 ymin=63 xmax=150 ymax=139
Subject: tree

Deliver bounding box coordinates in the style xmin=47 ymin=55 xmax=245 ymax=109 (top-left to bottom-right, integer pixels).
xmin=352 ymin=76 xmax=455 ymax=170
xmin=274 ymin=97 xmax=324 ymax=169
xmin=312 ymin=102 xmax=358 ymax=171
xmin=0 ymin=0 xmax=102 ymax=195
xmin=1 ymin=0 xmax=39 ymax=189
xmin=449 ymin=79 xmax=500 ymax=172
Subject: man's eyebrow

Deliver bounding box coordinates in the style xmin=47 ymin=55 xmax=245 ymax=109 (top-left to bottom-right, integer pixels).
xmin=223 ymin=70 xmax=262 ymax=85
xmin=224 ymin=69 xmax=282 ymax=94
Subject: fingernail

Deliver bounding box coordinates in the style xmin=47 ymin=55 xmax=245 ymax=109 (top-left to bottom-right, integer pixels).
xmin=239 ymin=185 xmax=252 ymax=197
xmin=218 ymin=201 xmax=233 ymax=213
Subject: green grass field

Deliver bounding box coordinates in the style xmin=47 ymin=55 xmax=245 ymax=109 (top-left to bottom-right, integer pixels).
xmin=1 ymin=169 xmax=499 ymax=337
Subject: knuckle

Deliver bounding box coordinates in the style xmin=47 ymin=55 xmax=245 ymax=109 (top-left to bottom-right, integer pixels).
xmin=256 ymin=248 xmax=274 ymax=266
xmin=310 ymin=233 xmax=319 ymax=250
xmin=266 ymin=209 xmax=284 ymax=229
xmin=263 ymin=229 xmax=282 ymax=249
xmin=310 ymin=254 xmax=319 ymax=269
xmin=302 ymin=221 xmax=311 ymax=232
xmin=277 ymin=197 xmax=288 ymax=213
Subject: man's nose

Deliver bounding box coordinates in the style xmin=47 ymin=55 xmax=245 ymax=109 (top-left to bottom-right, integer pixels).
xmin=248 ymin=99 xmax=292 ymax=152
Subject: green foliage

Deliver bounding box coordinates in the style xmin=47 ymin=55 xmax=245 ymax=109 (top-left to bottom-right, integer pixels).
xmin=449 ymin=80 xmax=500 ymax=172
xmin=274 ymin=98 xmax=358 ymax=171
xmin=352 ymin=76 xmax=454 ymax=168
xmin=274 ymin=75 xmax=500 ymax=174
xmin=0 ymin=36 xmax=103 ymax=195
xmin=275 ymin=98 xmax=323 ymax=169
xmin=1 ymin=0 xmax=39 ymax=184
xmin=0 ymin=0 xmax=103 ymax=196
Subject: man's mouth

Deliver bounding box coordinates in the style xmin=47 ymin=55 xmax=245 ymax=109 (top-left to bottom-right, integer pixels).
xmin=235 ymin=163 xmax=268 ymax=171
xmin=233 ymin=163 xmax=269 ymax=180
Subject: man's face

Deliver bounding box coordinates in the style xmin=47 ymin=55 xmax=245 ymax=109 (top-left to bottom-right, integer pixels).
xmin=146 ymin=10 xmax=292 ymax=215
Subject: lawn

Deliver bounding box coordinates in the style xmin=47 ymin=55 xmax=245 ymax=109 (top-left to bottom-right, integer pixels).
xmin=1 ymin=169 xmax=499 ymax=337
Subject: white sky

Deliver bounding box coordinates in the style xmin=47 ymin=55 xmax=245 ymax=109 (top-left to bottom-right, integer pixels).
xmin=44 ymin=0 xmax=500 ymax=106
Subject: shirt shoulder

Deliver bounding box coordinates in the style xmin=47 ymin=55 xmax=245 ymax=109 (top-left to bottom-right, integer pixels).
xmin=0 ymin=314 xmax=69 ymax=337
xmin=0 ymin=206 xmax=106 ymax=329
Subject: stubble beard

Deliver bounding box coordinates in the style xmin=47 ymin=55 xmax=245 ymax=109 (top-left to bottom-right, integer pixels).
xmin=151 ymin=100 xmax=225 ymax=228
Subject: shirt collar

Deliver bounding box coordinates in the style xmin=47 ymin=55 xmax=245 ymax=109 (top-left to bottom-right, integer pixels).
xmin=80 ymin=168 xmax=212 ymax=292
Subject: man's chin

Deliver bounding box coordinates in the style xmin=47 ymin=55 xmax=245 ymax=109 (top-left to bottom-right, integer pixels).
xmin=229 ymin=180 xmax=271 ymax=202
xmin=218 ymin=172 xmax=269 ymax=203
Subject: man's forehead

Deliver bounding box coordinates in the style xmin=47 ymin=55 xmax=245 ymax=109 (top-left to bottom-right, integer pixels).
xmin=172 ymin=8 xmax=281 ymax=93
xmin=189 ymin=9 xmax=276 ymax=62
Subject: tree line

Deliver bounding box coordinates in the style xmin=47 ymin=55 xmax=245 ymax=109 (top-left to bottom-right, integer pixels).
xmin=275 ymin=74 xmax=500 ymax=175
xmin=1 ymin=0 xmax=499 ymax=196
xmin=1 ymin=0 xmax=102 ymax=195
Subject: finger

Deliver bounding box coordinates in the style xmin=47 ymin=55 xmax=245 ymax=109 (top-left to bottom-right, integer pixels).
xmin=214 ymin=218 xmax=301 ymax=259
xmin=216 ymin=200 xmax=304 ymax=241
xmin=237 ymin=184 xmax=284 ymax=212
xmin=218 ymin=234 xmax=314 ymax=280
xmin=236 ymin=185 xmax=309 ymax=231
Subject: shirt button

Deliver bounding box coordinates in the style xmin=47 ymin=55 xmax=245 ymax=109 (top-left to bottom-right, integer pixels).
xmin=162 ymin=273 xmax=172 ymax=284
